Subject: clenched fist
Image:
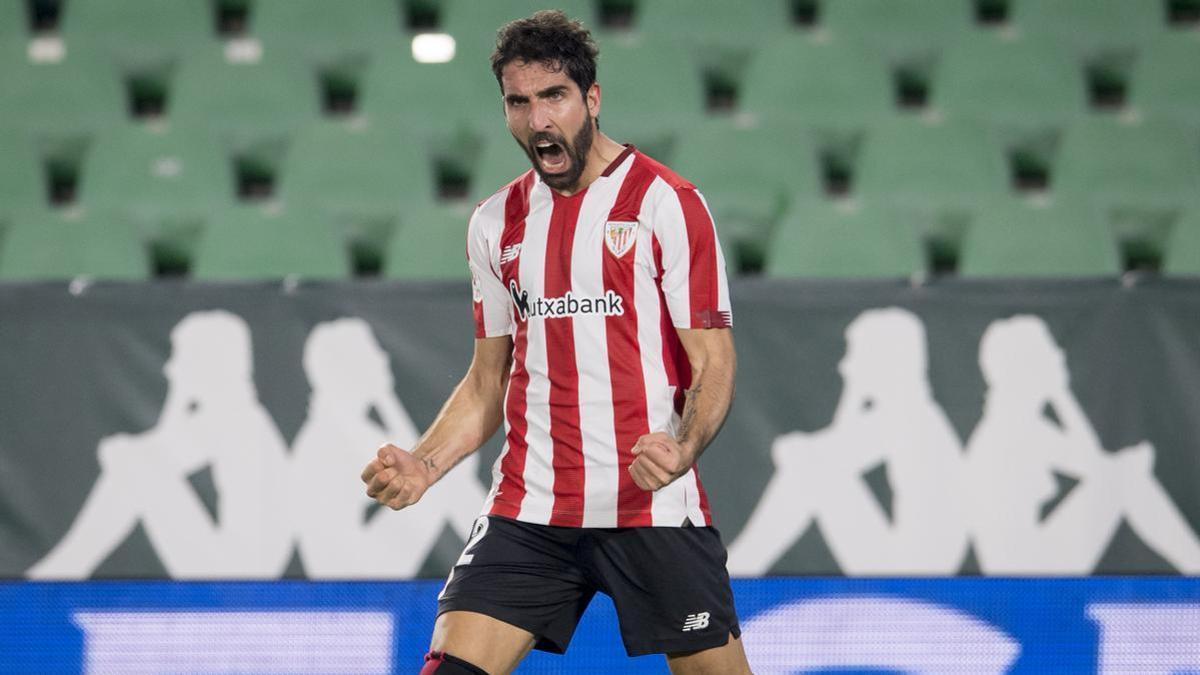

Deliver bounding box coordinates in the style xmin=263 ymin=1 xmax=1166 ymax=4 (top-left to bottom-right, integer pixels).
xmin=628 ymin=432 xmax=696 ymax=492
xmin=361 ymin=443 xmax=435 ymax=510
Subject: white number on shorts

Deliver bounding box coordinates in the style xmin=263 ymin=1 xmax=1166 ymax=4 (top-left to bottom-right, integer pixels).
xmin=439 ymin=516 xmax=489 ymax=600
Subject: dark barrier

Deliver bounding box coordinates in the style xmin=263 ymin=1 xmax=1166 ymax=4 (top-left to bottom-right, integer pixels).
xmin=2 ymin=278 xmax=1199 ymax=578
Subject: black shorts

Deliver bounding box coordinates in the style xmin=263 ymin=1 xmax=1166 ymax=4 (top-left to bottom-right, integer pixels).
xmin=436 ymin=515 xmax=741 ymax=657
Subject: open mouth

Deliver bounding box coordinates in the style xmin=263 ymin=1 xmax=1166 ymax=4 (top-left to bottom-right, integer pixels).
xmin=534 ymin=139 xmax=569 ymax=174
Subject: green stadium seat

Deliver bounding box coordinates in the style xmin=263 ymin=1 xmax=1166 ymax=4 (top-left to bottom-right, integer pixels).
xmin=1012 ymin=0 xmax=1165 ymax=54
xmin=635 ymin=0 xmax=794 ymax=46
xmin=595 ymin=40 xmax=707 ymax=137
xmin=741 ymin=37 xmax=893 ymax=131
xmin=171 ymin=52 xmax=322 ymax=140
xmin=673 ymin=119 xmax=819 ymax=262
xmin=1162 ymin=207 xmax=1200 ymax=276
xmin=959 ymin=199 xmax=1121 ymax=278
xmin=0 ymin=1 xmax=29 ymax=41
xmin=933 ymin=35 xmax=1086 ymax=128
xmin=77 ymin=126 xmax=233 ymax=251
xmin=0 ymin=57 xmax=126 ymax=135
xmin=821 ymin=0 xmax=974 ymax=55
xmin=0 ymin=130 xmax=48 ymax=217
xmin=1130 ymin=34 xmax=1200 ymax=127
xmin=1054 ymin=119 xmax=1200 ymax=212
xmin=855 ymin=119 xmax=1010 ymax=210
xmin=360 ymin=42 xmax=502 ymax=140
xmin=280 ymin=123 xmax=433 ymax=223
xmin=60 ymin=0 xmax=213 ymax=63
xmin=471 ymin=136 xmax=533 ymax=202
xmin=192 ymin=206 xmax=350 ymax=280
xmin=439 ymin=0 xmax=597 ymax=44
xmin=384 ymin=202 xmax=472 ymax=280
xmin=0 ymin=210 xmax=149 ymax=280
xmin=252 ymin=0 xmax=402 ymax=58
xmin=765 ymin=199 xmax=925 ymax=278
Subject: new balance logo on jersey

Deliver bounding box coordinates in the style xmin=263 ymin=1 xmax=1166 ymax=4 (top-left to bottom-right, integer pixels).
xmin=682 ymin=612 xmax=710 ymax=632
xmin=509 ymin=280 xmax=625 ymax=321
xmin=500 ymin=243 xmax=522 ymax=265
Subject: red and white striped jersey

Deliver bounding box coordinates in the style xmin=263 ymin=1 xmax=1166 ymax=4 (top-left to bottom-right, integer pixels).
xmin=468 ymin=146 xmax=733 ymax=528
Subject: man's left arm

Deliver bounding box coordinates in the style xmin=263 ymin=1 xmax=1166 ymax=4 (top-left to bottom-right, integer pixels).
xmin=628 ymin=327 xmax=736 ymax=492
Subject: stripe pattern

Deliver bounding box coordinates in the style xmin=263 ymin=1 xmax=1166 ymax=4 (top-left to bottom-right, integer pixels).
xmin=469 ymin=148 xmax=732 ymax=527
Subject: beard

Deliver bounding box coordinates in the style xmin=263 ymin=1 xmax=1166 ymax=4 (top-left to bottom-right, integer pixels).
xmin=517 ymin=112 xmax=595 ymax=191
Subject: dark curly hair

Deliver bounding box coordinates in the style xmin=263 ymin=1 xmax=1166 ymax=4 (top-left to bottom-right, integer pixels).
xmin=491 ymin=10 xmax=599 ymax=99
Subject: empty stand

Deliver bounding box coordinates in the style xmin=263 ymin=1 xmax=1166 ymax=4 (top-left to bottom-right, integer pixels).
xmin=171 ymin=51 xmax=322 ymax=139
xmin=673 ymin=119 xmax=819 ymax=267
xmin=60 ymin=0 xmax=213 ymax=62
xmin=0 ymin=57 xmax=126 ymax=135
xmin=1164 ymin=208 xmax=1200 ymax=276
xmin=280 ymin=123 xmax=433 ymax=219
xmin=0 ymin=129 xmax=49 ymax=217
xmin=192 ymin=206 xmax=350 ymax=280
xmin=741 ymin=37 xmax=893 ymax=131
xmin=854 ymin=119 xmax=1010 ymax=210
xmin=821 ymin=0 xmax=975 ymax=54
xmin=1054 ymin=119 xmax=1200 ymax=212
xmin=252 ymin=0 xmax=402 ymax=58
xmin=1129 ymin=33 xmax=1200 ymax=127
xmin=933 ymin=35 xmax=1087 ymax=128
xmin=1012 ymin=0 xmax=1166 ymax=54
xmin=383 ymin=202 xmax=472 ymax=280
xmin=439 ymin=0 xmax=597 ymax=43
xmin=959 ymin=199 xmax=1122 ymax=277
xmin=765 ymin=199 xmax=925 ymax=278
xmin=595 ymin=40 xmax=707 ymax=136
xmin=635 ymin=0 xmax=794 ymax=45
xmin=0 ymin=210 xmax=149 ymax=280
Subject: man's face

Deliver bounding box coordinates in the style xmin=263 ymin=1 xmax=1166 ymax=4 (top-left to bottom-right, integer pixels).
xmin=500 ymin=59 xmax=598 ymax=191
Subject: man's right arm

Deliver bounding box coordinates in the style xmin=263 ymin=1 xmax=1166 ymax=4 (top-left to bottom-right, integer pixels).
xmin=362 ymin=335 xmax=513 ymax=510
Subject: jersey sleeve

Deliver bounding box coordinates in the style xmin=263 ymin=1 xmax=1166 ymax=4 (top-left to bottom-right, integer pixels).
xmin=650 ymin=184 xmax=734 ymax=329
xmin=467 ymin=206 xmax=514 ymax=338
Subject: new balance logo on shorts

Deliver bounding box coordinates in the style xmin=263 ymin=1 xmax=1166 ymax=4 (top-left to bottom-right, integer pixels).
xmin=681 ymin=612 xmax=710 ymax=632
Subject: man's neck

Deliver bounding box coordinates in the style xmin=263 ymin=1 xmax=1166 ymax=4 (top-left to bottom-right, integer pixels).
xmin=552 ymin=132 xmax=627 ymax=197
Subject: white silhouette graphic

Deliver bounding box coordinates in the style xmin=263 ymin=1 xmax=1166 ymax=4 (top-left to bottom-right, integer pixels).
xmin=741 ymin=596 xmax=1020 ymax=674
xmin=289 ymin=318 xmax=486 ymax=578
xmin=1089 ymin=604 xmax=1200 ymax=674
xmin=27 ymin=311 xmax=293 ymax=579
xmin=728 ymin=308 xmax=970 ymax=575
xmin=965 ymin=315 xmax=1200 ymax=574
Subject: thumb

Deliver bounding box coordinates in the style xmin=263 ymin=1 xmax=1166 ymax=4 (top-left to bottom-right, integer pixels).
xmin=378 ymin=445 xmax=396 ymax=467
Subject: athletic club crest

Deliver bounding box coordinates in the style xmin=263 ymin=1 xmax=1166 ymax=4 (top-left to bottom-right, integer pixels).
xmin=604 ymin=221 xmax=637 ymax=257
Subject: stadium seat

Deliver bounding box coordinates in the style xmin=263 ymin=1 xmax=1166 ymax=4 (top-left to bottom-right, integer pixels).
xmin=1054 ymin=119 xmax=1200 ymax=212
xmin=635 ymin=0 xmax=794 ymax=45
xmin=0 ymin=1 xmax=29 ymax=41
xmin=439 ymin=0 xmax=597 ymax=43
xmin=77 ymin=126 xmax=233 ymax=250
xmin=740 ymin=37 xmax=893 ymax=131
xmin=383 ymin=202 xmax=472 ymax=280
xmin=0 ymin=130 xmax=49 ymax=217
xmin=0 ymin=210 xmax=150 ymax=280
xmin=192 ymin=206 xmax=351 ymax=280
xmin=672 ymin=119 xmax=819 ymax=262
xmin=1163 ymin=208 xmax=1200 ymax=276
xmin=933 ymin=35 xmax=1087 ymax=128
xmin=1129 ymin=34 xmax=1200 ymax=127
xmin=1012 ymin=0 xmax=1166 ymax=54
xmin=821 ymin=0 xmax=974 ymax=55
xmin=595 ymin=40 xmax=707 ymax=137
xmin=171 ymin=51 xmax=322 ymax=140
xmin=280 ymin=123 xmax=433 ymax=222
xmin=252 ymin=0 xmax=402 ymax=58
xmin=959 ymin=199 xmax=1121 ymax=278
xmin=765 ymin=199 xmax=925 ymax=278
xmin=470 ymin=135 xmax=534 ymax=202
xmin=60 ymin=0 xmax=213 ymax=62
xmin=360 ymin=42 xmax=502 ymax=140
xmin=0 ymin=57 xmax=126 ymax=135
xmin=854 ymin=119 xmax=1010 ymax=210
